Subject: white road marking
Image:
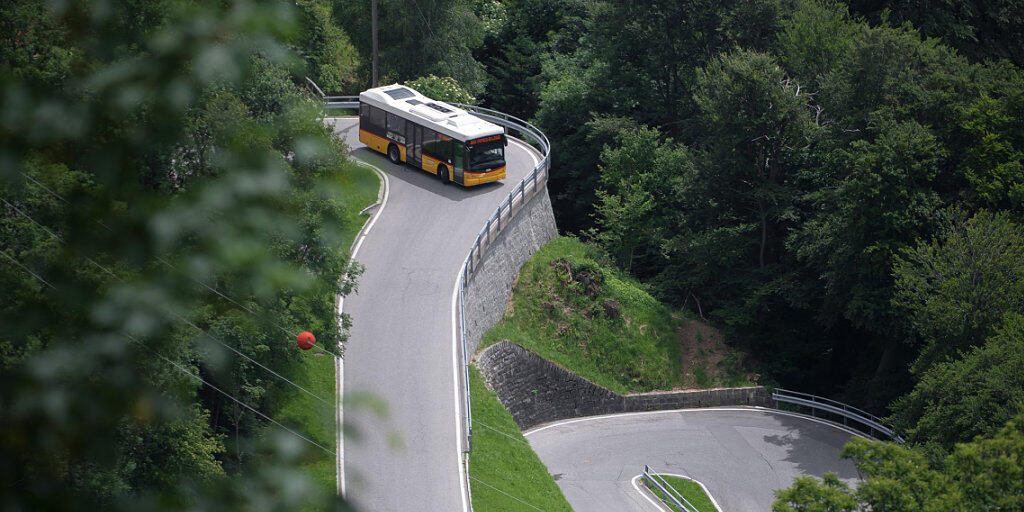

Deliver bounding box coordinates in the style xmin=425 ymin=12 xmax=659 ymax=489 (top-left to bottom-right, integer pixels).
xmin=632 ymin=474 xmax=672 ymax=512
xmin=510 ymin=138 xmax=541 ymax=169
xmin=524 ymin=406 xmax=869 ymax=440
xmin=335 ymin=153 xmax=390 ymax=498
xmin=633 ymin=472 xmax=724 ymax=512
xmin=451 ymin=261 xmax=470 ymax=512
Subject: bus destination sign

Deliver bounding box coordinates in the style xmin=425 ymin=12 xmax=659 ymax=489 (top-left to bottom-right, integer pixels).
xmin=468 ymin=135 xmax=502 ymax=145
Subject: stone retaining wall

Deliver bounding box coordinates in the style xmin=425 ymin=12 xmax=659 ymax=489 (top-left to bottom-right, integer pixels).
xmin=476 ymin=340 xmax=771 ymax=430
xmin=463 ymin=187 xmax=558 ymax=352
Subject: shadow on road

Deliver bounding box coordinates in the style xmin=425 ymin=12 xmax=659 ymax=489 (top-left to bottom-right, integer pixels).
xmin=760 ymin=414 xmax=861 ymax=481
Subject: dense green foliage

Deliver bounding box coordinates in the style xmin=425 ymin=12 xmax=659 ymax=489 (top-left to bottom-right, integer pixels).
xmin=892 ymin=210 xmax=1024 ymax=373
xmin=468 ymin=366 xmax=573 ymax=511
xmin=890 ymin=314 xmax=1024 ymax=456
xmin=473 ymin=0 xmax=1024 ymax=426
xmin=468 ymin=0 xmax=1024 ymax=502
xmin=335 ymin=0 xmax=486 ymax=94
xmin=846 ymin=0 xmax=1024 ymax=67
xmin=7 ymin=0 xmax=1024 ymax=507
xmin=773 ymin=413 xmax=1024 ymax=511
xmin=404 ymin=74 xmax=477 ymax=104
xmin=482 ymin=237 xmax=751 ymax=394
xmin=1 ymin=0 xmax=376 ymax=508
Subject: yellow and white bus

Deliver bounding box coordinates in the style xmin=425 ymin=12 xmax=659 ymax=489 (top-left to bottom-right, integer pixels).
xmin=358 ymin=85 xmax=507 ymax=187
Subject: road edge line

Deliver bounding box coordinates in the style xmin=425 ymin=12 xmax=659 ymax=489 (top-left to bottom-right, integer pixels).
xmin=524 ymin=406 xmax=869 ymax=440
xmin=631 ymin=474 xmax=672 ymax=512
xmin=451 ymin=262 xmax=471 ymax=512
xmin=650 ymin=473 xmax=724 ymax=512
xmin=335 ymin=150 xmax=391 ymax=499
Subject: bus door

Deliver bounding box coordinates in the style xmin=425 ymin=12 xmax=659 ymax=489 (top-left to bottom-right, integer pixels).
xmin=407 ymin=124 xmax=422 ymax=168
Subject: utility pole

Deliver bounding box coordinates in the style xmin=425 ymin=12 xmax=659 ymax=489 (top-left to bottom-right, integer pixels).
xmin=371 ymin=0 xmax=378 ymax=87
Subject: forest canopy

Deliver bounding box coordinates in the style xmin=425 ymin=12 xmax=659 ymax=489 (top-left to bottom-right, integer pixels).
xmin=4 ymin=0 xmax=1024 ymax=508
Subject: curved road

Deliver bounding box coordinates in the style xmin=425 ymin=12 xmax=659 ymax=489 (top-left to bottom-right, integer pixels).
xmin=330 ymin=117 xmax=539 ymax=512
xmin=330 ymin=115 xmax=860 ymax=512
xmin=525 ymin=408 xmax=861 ymax=512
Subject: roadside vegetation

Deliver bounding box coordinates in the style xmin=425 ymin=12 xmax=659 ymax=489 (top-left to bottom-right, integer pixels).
xmin=468 ymin=366 xmax=573 ymax=512
xmin=272 ymin=161 xmax=379 ymax=494
xmin=645 ymin=475 xmax=719 ymax=512
xmin=1 ymin=0 xmax=376 ymax=508
xmin=482 ymin=237 xmax=754 ymax=394
xmin=7 ymin=0 xmax=1024 ymax=508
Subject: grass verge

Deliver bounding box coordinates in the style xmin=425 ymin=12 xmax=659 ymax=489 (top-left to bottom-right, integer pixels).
xmin=469 ymin=366 xmax=574 ymax=511
xmin=271 ymin=157 xmax=380 ymax=499
xmin=482 ymin=236 xmax=752 ymax=394
xmin=646 ymin=475 xmax=718 ymax=512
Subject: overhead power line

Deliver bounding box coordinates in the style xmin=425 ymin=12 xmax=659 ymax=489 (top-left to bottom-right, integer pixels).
xmin=2 ymin=194 xmax=329 ymax=403
xmin=127 ymin=333 xmax=336 ymax=456
xmin=2 ymin=250 xmax=334 ymax=457
xmin=18 ymin=171 xmax=343 ymax=358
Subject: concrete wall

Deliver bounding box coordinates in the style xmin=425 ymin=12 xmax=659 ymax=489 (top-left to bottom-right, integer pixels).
xmin=477 ymin=340 xmax=771 ymax=430
xmin=463 ymin=187 xmax=558 ymax=352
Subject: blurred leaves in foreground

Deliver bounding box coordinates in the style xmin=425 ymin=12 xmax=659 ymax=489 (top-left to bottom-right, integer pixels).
xmin=1 ymin=0 xmax=362 ymax=509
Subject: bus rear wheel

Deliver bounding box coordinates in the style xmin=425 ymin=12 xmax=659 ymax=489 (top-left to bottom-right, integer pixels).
xmin=387 ymin=144 xmax=401 ymax=165
xmin=437 ymin=164 xmax=449 ymax=185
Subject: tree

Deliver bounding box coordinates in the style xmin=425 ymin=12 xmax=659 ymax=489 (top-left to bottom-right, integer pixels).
xmin=776 ymin=0 xmax=861 ymax=89
xmin=533 ymin=56 xmax=616 ymax=233
xmin=474 ymin=0 xmax=587 ymax=117
xmin=1 ymin=0 xmax=358 ymax=508
xmin=774 ymin=414 xmax=1024 ymax=511
xmin=694 ymin=49 xmax=816 ymax=269
xmin=294 ymin=0 xmax=361 ymax=94
xmin=333 ymin=0 xmax=485 ymax=94
xmin=594 ymin=127 xmax=687 ymax=273
xmin=892 ymin=210 xmax=1024 ymax=372
xmin=586 ymin=0 xmax=788 ymax=135
xmin=847 ymin=0 xmax=1024 ymax=67
xmin=890 ymin=314 xmax=1024 ymax=454
xmin=404 ymin=75 xmax=475 ymax=104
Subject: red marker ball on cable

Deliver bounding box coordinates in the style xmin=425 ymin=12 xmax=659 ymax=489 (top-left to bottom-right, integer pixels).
xmin=297 ymin=331 xmax=316 ymax=350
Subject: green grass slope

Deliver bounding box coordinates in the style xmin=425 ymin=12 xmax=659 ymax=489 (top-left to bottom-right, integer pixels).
xmin=482 ymin=237 xmax=752 ymax=395
xmin=469 ymin=366 xmax=573 ymax=511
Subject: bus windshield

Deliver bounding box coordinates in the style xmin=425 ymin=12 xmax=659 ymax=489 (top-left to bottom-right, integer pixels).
xmin=467 ymin=138 xmax=505 ymax=171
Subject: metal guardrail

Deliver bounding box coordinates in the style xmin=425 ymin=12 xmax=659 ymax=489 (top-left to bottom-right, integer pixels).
xmin=450 ymin=102 xmax=551 ymax=452
xmin=772 ymin=388 xmax=904 ymax=443
xmin=643 ymin=465 xmax=701 ymax=512
xmin=306 ymin=77 xmax=359 ymax=109
xmin=308 ymin=79 xmax=552 ymax=453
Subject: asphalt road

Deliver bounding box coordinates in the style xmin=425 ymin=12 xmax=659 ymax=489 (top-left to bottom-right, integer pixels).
xmin=329 ymin=118 xmax=540 ymax=512
xmin=525 ymin=407 xmax=862 ymax=512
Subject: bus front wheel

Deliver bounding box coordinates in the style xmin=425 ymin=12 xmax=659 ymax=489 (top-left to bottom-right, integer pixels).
xmin=387 ymin=144 xmax=401 ymax=165
xmin=437 ymin=164 xmax=449 ymax=185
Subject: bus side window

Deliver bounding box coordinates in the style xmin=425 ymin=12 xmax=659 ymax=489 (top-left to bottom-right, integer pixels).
xmin=386 ymin=113 xmax=407 ymax=144
xmin=422 ymin=128 xmax=439 ymax=158
xmin=386 ymin=112 xmax=406 ymax=134
xmin=368 ymin=106 xmax=386 ymax=136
